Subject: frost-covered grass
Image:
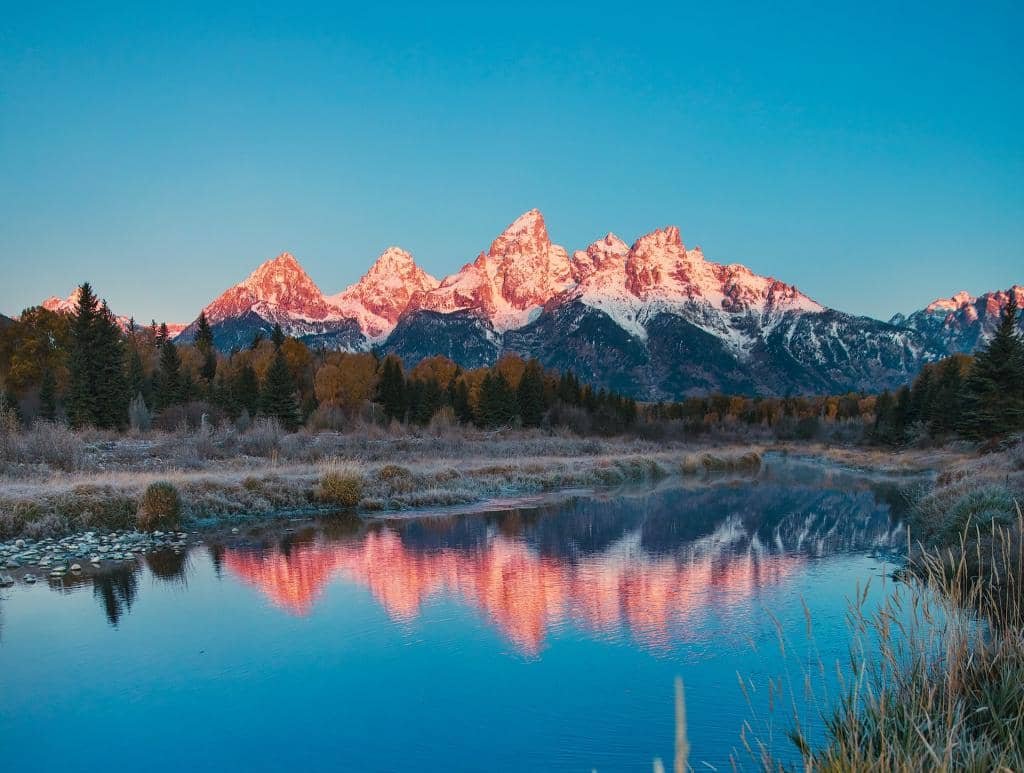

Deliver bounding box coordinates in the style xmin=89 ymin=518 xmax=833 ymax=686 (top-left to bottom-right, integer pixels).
xmin=0 ymin=429 xmax=698 ymax=538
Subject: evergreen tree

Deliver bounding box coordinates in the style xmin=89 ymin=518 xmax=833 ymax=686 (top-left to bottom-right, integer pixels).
xmin=234 ymin=364 xmax=260 ymax=418
xmin=478 ymin=371 xmax=517 ymax=428
xmin=67 ymin=282 xmax=101 ymax=427
xmin=195 ymin=311 xmax=217 ymax=383
xmin=93 ymin=304 xmax=129 ymax=428
xmin=960 ymin=295 xmax=1024 ymax=438
xmin=271 ymin=323 xmax=285 ymax=350
xmin=155 ymin=340 xmax=183 ymax=410
xmin=39 ymin=368 xmax=57 ymax=421
xmin=126 ymin=345 xmax=147 ymax=405
xmin=258 ymin=349 xmax=300 ymax=430
xmin=517 ymin=359 xmax=546 ymax=428
xmin=928 ymin=356 xmax=967 ymax=435
xmin=376 ymin=356 xmax=407 ymax=422
xmin=452 ymin=379 xmax=472 ymax=424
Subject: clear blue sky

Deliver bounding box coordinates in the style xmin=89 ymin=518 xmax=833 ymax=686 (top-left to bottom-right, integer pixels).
xmin=1 ymin=1 xmax=1021 ymax=324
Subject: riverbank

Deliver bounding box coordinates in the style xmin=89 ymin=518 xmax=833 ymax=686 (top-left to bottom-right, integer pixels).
xmin=0 ymin=423 xmax=971 ymax=542
xmin=764 ymin=437 xmax=1024 ymax=770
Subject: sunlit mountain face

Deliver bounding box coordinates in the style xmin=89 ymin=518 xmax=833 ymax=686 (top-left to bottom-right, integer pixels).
xmin=221 ymin=474 xmax=905 ymax=655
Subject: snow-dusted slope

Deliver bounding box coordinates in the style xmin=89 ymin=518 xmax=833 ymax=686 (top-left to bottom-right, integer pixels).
xmin=562 ymin=225 xmax=822 ymax=354
xmin=408 ymin=209 xmax=575 ymax=331
xmin=326 ymin=247 xmax=438 ymax=340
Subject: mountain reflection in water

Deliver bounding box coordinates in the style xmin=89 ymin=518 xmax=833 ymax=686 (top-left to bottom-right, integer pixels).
xmin=219 ymin=471 xmax=904 ymax=654
xmin=30 ymin=464 xmax=908 ymax=654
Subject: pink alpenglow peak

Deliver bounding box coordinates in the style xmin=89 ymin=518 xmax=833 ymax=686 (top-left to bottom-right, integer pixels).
xmin=922 ymin=286 xmax=1024 ymax=325
xmin=41 ymin=288 xmax=184 ymax=336
xmin=408 ymin=209 xmax=576 ymax=331
xmin=327 ymin=247 xmax=439 ymax=339
xmin=203 ymin=251 xmax=341 ymax=326
xmin=561 ymin=222 xmax=823 ymax=341
xmin=925 ymin=290 xmax=977 ymax=313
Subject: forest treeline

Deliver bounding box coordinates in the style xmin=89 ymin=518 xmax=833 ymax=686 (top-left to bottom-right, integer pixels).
xmin=1 ymin=283 xmax=1021 ymax=442
xmin=0 ymin=283 xmax=638 ymax=434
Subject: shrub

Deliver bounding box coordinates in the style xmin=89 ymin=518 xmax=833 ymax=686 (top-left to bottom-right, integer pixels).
xmin=318 ymin=460 xmax=364 ymax=508
xmin=240 ymin=417 xmax=283 ymax=456
xmin=378 ymin=464 xmax=413 ymax=481
xmin=155 ymin=401 xmax=225 ymax=432
xmin=942 ymin=484 xmax=1016 ymax=540
xmin=137 ymin=482 xmax=183 ymax=531
xmin=0 ymin=420 xmax=86 ymax=471
xmin=128 ymin=393 xmax=151 ymax=433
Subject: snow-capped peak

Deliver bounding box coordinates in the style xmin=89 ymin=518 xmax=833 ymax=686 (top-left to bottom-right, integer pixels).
xmin=572 ymin=233 xmax=630 ymax=281
xmin=327 ymin=247 xmax=439 ymax=339
xmin=408 ymin=208 xmax=575 ymax=331
xmin=204 ymin=251 xmax=338 ymax=325
xmin=925 ymin=290 xmax=975 ymax=313
xmin=487 ymin=208 xmax=551 ymax=258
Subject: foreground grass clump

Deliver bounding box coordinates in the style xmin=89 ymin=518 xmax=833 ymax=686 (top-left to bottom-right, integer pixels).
xmin=680 ymin=450 xmax=762 ymax=475
xmin=136 ymin=482 xmax=182 ymax=531
xmin=318 ymin=460 xmax=364 ymax=508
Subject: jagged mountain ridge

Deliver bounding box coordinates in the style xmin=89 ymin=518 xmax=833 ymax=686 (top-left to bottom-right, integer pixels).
xmin=890 ymin=285 xmax=1024 ymax=355
xmin=25 ymin=210 xmax=1019 ymax=398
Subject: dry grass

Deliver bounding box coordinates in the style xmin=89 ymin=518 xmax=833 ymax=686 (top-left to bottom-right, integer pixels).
xmin=680 ymin=449 xmax=763 ymax=475
xmin=136 ymin=481 xmax=183 ymax=532
xmin=737 ymin=442 xmax=1024 ymax=770
xmin=0 ymin=446 xmax=695 ymax=538
xmin=773 ymin=519 xmax=1024 ymax=772
xmin=317 ymin=459 xmax=364 ymax=508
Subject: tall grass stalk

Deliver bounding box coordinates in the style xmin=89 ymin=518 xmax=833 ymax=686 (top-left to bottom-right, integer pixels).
xmin=760 ymin=513 xmax=1024 ymax=771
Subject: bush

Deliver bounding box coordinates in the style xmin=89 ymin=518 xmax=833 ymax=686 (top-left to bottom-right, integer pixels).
xmin=128 ymin=393 xmax=151 ymax=433
xmin=240 ymin=417 xmax=283 ymax=456
xmin=942 ymin=484 xmax=1016 ymax=540
xmin=318 ymin=460 xmax=364 ymax=508
xmin=154 ymin=401 xmax=224 ymax=432
xmin=378 ymin=464 xmax=413 ymax=481
xmin=137 ymin=482 xmax=183 ymax=531
xmin=3 ymin=421 xmax=86 ymax=471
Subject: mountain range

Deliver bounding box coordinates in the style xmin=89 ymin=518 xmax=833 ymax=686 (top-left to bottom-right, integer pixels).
xmin=14 ymin=209 xmax=1023 ymax=399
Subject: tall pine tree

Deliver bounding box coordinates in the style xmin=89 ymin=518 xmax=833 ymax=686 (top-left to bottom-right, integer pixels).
xmin=155 ymin=339 xmax=183 ymax=410
xmin=258 ymin=328 xmax=300 ymax=430
xmin=195 ymin=311 xmax=217 ymax=383
xmin=376 ymin=356 xmax=407 ymax=423
xmin=67 ymin=282 xmax=101 ymax=427
xmin=960 ymin=295 xmax=1024 ymax=439
xmin=517 ymin=359 xmax=546 ymax=428
xmin=39 ymin=368 xmax=57 ymax=421
xmin=94 ymin=303 xmax=129 ymax=428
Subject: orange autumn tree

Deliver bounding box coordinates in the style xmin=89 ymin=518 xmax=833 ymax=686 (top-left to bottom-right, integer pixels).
xmin=314 ymin=352 xmax=378 ymax=415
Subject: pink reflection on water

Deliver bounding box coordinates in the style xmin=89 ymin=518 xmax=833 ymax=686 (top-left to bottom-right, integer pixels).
xmin=224 ymin=528 xmax=804 ymax=655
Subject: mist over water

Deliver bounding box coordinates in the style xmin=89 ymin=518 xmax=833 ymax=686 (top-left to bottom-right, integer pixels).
xmin=0 ymin=461 xmax=913 ymax=770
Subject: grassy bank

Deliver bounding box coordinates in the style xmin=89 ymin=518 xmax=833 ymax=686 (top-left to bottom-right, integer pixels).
xmin=756 ymin=439 xmax=1024 ymax=770
xmin=0 ymin=421 xmax=781 ymax=538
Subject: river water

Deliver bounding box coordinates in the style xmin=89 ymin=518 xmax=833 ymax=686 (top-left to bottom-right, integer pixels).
xmin=0 ymin=459 xmax=914 ymax=770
